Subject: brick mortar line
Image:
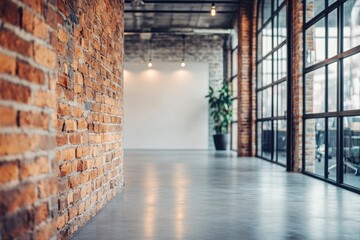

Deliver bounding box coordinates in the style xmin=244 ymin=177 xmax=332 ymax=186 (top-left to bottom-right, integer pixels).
xmin=0 ymin=100 xmax=55 ymax=114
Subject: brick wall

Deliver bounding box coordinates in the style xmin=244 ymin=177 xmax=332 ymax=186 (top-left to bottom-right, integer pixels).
xmin=0 ymin=0 xmax=58 ymax=239
xmin=55 ymin=0 xmax=124 ymax=238
xmin=0 ymin=0 xmax=125 ymax=239
xmin=124 ymin=34 xmax=225 ymax=149
xmin=236 ymin=0 xmax=305 ymax=170
xmin=291 ymin=0 xmax=304 ymax=172
xmin=237 ymin=0 xmax=256 ymax=156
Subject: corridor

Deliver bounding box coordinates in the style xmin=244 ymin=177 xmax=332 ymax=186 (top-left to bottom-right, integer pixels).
xmin=73 ymin=151 xmax=360 ymax=240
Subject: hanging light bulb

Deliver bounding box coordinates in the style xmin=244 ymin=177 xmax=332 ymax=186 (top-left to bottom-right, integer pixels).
xmin=147 ymin=38 xmax=152 ymax=68
xmin=210 ymin=2 xmax=216 ymax=16
xmin=181 ymin=35 xmax=186 ymax=68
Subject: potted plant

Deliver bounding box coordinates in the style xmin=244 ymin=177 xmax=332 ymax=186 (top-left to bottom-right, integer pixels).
xmin=206 ymin=82 xmax=233 ymax=150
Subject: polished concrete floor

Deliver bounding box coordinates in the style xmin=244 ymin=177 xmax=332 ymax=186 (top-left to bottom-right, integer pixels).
xmin=73 ymin=151 xmax=360 ymax=240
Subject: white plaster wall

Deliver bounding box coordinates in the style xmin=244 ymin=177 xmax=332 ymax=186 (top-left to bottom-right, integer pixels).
xmin=124 ymin=62 xmax=209 ymax=149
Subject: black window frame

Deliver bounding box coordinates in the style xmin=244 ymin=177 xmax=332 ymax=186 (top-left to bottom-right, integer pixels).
xmin=302 ymin=0 xmax=360 ymax=194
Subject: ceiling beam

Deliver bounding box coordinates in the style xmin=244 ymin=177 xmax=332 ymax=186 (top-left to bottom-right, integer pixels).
xmin=125 ymin=1 xmax=239 ymax=4
xmin=124 ymin=28 xmax=233 ymax=35
xmin=125 ymin=10 xmax=236 ymax=14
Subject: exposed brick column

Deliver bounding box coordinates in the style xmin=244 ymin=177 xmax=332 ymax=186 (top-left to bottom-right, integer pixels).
xmin=0 ymin=0 xmax=58 ymax=239
xmin=291 ymin=0 xmax=304 ymax=172
xmin=55 ymin=0 xmax=124 ymax=238
xmin=237 ymin=0 xmax=256 ymax=157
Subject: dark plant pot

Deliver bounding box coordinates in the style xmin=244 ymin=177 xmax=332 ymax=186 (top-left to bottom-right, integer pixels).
xmin=213 ymin=134 xmax=229 ymax=150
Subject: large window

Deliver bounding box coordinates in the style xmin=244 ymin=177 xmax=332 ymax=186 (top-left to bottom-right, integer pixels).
xmin=256 ymin=0 xmax=287 ymax=165
xmin=303 ymin=0 xmax=360 ymax=191
xmin=230 ymin=25 xmax=238 ymax=151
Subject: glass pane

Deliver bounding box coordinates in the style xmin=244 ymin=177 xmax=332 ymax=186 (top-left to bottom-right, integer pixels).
xmin=231 ymin=123 xmax=238 ymax=150
xmin=273 ymin=51 xmax=278 ymax=81
xmin=257 ymin=122 xmax=262 ymax=156
xmin=328 ymin=62 xmax=338 ymax=112
xmin=344 ymin=0 xmax=360 ymax=52
xmin=328 ymin=9 xmax=338 ymax=58
xmin=262 ymin=22 xmax=273 ymax=57
xmin=278 ymin=81 xmax=287 ymax=117
xmin=257 ymin=31 xmax=263 ymax=60
xmin=306 ymin=0 xmax=326 ymax=22
xmin=278 ymin=0 xmax=285 ymax=7
xmin=257 ymin=63 xmax=263 ymax=89
xmin=262 ymin=87 xmax=272 ymax=118
xmin=278 ymin=44 xmax=287 ymax=79
xmin=274 ymin=85 xmax=278 ymax=117
xmin=343 ymin=116 xmax=360 ymax=188
xmin=232 ymin=99 xmax=238 ymax=121
xmin=232 ymin=77 xmax=238 ymax=97
xmin=328 ymin=118 xmax=337 ymax=181
xmin=274 ymin=119 xmax=277 ymax=162
xmin=328 ymin=0 xmax=337 ymax=6
xmin=305 ymin=67 xmax=326 ymax=113
xmin=262 ymin=121 xmax=272 ymax=160
xmin=305 ymin=118 xmax=326 ymax=177
xmin=343 ymin=53 xmax=360 ymax=111
xmin=231 ymin=24 xmax=238 ymax=49
xmin=278 ymin=6 xmax=287 ymax=44
xmin=232 ymin=48 xmax=238 ymax=76
xmin=257 ymin=92 xmax=263 ymax=119
xmin=277 ymin=119 xmax=287 ymax=165
xmin=305 ymin=18 xmax=326 ymax=66
xmin=263 ymin=55 xmax=272 ymax=86
xmin=263 ymin=0 xmax=272 ymax=24
xmin=274 ymin=13 xmax=279 ymax=47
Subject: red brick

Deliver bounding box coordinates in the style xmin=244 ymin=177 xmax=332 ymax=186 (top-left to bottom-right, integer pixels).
xmin=72 ymin=106 xmax=83 ymax=118
xmin=58 ymin=102 xmax=71 ymax=116
xmin=0 ymin=161 xmax=19 ymax=184
xmin=34 ymin=90 xmax=56 ymax=108
xmin=57 ymin=134 xmax=68 ymax=146
xmin=33 ymin=16 xmax=48 ymax=40
xmin=64 ymin=119 xmax=77 ymax=132
xmin=0 ymin=182 xmax=36 ymax=214
xmin=17 ymin=60 xmax=45 ymax=84
xmin=60 ymin=162 xmax=72 ymax=176
xmin=0 ymin=134 xmax=32 ymax=156
xmin=57 ymin=28 xmax=69 ymax=43
xmin=0 ymin=0 xmax=20 ymax=26
xmin=0 ymin=80 xmax=31 ymax=103
xmin=61 ymin=148 xmax=75 ymax=161
xmin=33 ymin=44 xmax=56 ymax=69
xmin=19 ymin=111 xmax=49 ymax=130
xmin=23 ymin=0 xmax=43 ymax=14
xmin=0 ymin=29 xmax=33 ymax=57
xmin=20 ymin=156 xmax=50 ymax=179
xmin=69 ymin=134 xmax=81 ymax=144
xmin=0 ymin=52 xmax=16 ymax=75
xmin=76 ymin=146 xmax=90 ymax=158
xmin=34 ymin=202 xmax=49 ymax=225
xmin=0 ymin=105 xmax=17 ymax=126
xmin=34 ymin=222 xmax=55 ymax=240
xmin=37 ymin=177 xmax=57 ymax=199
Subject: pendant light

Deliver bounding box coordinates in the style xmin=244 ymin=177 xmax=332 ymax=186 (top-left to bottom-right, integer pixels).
xmin=181 ymin=35 xmax=186 ymax=68
xmin=210 ymin=2 xmax=216 ymax=16
xmin=148 ymin=38 xmax=152 ymax=68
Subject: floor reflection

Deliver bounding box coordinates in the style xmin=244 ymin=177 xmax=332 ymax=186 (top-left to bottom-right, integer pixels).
xmin=144 ymin=165 xmax=158 ymax=238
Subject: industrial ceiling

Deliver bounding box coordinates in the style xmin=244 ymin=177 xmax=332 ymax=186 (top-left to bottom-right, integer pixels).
xmin=124 ymin=0 xmax=240 ymax=34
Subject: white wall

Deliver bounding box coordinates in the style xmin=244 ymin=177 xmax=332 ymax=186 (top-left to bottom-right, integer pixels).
xmin=124 ymin=62 xmax=209 ymax=149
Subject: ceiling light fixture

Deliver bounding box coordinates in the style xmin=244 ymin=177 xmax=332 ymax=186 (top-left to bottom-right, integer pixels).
xmin=181 ymin=35 xmax=186 ymax=68
xmin=148 ymin=38 xmax=152 ymax=68
xmin=210 ymin=2 xmax=216 ymax=17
